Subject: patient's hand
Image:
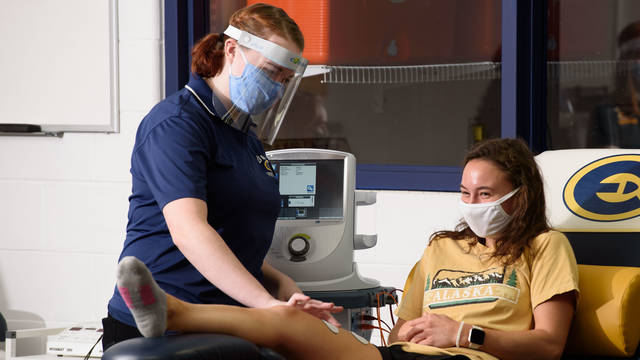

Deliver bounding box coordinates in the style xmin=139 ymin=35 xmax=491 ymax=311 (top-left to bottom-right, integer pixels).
xmin=404 ymin=313 xmax=459 ymax=348
xmin=287 ymin=293 xmax=344 ymax=327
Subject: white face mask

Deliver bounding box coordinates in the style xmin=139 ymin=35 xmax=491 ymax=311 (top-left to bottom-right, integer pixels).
xmin=458 ymin=187 xmax=520 ymax=238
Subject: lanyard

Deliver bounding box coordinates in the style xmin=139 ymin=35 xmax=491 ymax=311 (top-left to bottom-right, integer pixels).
xmin=184 ymin=85 xmax=253 ymax=131
xmin=184 ymin=84 xmax=220 ymax=119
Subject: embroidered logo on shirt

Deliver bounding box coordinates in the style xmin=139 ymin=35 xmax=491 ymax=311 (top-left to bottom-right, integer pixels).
xmin=257 ymin=155 xmax=275 ymax=177
xmin=423 ymin=267 xmax=520 ymax=309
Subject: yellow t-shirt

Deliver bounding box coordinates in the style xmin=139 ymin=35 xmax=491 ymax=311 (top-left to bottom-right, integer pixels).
xmin=394 ymin=230 xmax=579 ymax=360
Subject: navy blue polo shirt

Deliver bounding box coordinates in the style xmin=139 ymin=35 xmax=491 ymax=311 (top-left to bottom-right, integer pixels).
xmin=108 ymin=74 xmax=281 ymax=327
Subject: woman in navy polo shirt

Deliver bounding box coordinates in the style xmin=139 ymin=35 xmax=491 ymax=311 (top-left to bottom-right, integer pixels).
xmin=103 ymin=3 xmax=340 ymax=349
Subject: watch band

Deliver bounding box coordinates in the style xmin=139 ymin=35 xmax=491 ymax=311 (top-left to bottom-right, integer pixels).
xmin=468 ymin=325 xmax=485 ymax=349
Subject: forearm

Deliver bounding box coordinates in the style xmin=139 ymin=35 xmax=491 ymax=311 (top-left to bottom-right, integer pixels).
xmin=388 ymin=318 xmax=410 ymax=344
xmin=459 ymin=325 xmax=566 ymax=360
xmin=174 ymin=223 xmax=277 ymax=308
xmin=393 ymin=311 xmax=569 ymax=359
xmin=474 ymin=292 xmax=575 ymax=360
xmin=261 ymin=262 xmax=301 ymax=301
xmin=387 ymin=327 xmax=401 ymax=344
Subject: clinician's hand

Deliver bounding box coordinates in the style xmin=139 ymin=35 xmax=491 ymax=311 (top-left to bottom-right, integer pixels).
xmin=403 ymin=313 xmax=459 ymax=347
xmin=287 ymin=293 xmax=344 ymax=327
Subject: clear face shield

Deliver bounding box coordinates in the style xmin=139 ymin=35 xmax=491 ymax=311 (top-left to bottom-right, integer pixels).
xmin=223 ymin=25 xmax=308 ymax=145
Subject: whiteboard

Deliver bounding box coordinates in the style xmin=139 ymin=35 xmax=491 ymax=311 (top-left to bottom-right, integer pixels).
xmin=0 ymin=0 xmax=119 ymax=133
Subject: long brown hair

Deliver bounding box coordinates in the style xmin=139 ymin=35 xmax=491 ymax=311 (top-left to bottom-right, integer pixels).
xmin=191 ymin=3 xmax=304 ymax=78
xmin=432 ymin=138 xmax=550 ymax=266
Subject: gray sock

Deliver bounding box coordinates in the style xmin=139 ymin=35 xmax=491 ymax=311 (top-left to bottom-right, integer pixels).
xmin=116 ymin=256 xmax=167 ymax=337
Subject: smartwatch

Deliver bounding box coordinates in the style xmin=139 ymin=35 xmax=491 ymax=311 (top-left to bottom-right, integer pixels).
xmin=468 ymin=325 xmax=485 ymax=349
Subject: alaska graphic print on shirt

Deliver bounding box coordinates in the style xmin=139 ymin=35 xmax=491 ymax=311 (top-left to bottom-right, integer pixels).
xmin=424 ymin=266 xmax=520 ymax=309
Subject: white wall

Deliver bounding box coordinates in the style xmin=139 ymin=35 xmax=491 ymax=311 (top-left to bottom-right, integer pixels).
xmin=0 ymin=0 xmax=163 ymax=354
xmin=0 ymin=0 xmax=461 ymax=353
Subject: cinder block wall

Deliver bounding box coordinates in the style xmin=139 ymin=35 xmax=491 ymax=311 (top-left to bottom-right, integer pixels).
xmin=0 ymin=0 xmax=163 ymax=337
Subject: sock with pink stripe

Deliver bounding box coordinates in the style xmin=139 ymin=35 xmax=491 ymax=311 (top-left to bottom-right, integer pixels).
xmin=116 ymin=256 xmax=167 ymax=337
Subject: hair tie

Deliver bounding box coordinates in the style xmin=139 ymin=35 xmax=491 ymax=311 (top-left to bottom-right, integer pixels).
xmin=213 ymin=34 xmax=225 ymax=51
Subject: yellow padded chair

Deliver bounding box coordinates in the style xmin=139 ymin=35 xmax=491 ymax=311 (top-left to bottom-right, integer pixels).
xmin=564 ymin=264 xmax=640 ymax=358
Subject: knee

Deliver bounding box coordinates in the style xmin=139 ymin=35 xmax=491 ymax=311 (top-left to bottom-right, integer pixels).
xmin=270 ymin=305 xmax=303 ymax=321
xmin=252 ymin=306 xmax=304 ymax=346
xmin=266 ymin=305 xmax=313 ymax=333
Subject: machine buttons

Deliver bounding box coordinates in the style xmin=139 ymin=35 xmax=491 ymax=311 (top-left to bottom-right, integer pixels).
xmin=288 ymin=234 xmax=310 ymax=262
xmin=290 ymin=238 xmax=307 ymax=252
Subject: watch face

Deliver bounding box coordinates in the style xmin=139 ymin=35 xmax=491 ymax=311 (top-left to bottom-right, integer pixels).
xmin=470 ymin=327 xmax=485 ymax=345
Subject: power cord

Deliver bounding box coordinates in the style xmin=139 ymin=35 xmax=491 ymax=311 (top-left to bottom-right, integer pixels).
xmin=83 ymin=334 xmax=103 ymax=360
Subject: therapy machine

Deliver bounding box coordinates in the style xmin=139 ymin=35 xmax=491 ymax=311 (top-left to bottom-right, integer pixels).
xmin=266 ymin=148 xmax=393 ymax=339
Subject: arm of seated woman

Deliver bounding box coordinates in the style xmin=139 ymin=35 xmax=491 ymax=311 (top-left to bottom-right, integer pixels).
xmin=388 ymin=318 xmax=410 ymax=343
xmin=477 ymin=291 xmax=576 ymax=360
xmin=388 ymin=291 xmax=576 ymax=360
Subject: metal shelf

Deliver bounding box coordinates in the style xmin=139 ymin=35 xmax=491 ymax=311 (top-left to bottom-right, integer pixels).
xmin=547 ymin=60 xmax=628 ymax=80
xmin=303 ymin=60 xmax=635 ymax=85
xmin=308 ymin=62 xmax=500 ymax=84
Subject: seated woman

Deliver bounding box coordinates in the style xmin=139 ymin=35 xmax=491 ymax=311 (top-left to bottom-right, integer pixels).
xmin=114 ymin=138 xmax=579 ymax=360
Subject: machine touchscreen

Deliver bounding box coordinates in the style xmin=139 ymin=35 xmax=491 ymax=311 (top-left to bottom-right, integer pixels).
xmin=271 ymin=159 xmax=344 ymax=220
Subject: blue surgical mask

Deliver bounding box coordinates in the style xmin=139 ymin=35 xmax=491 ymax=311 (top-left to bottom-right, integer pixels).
xmin=229 ymin=48 xmax=284 ymax=115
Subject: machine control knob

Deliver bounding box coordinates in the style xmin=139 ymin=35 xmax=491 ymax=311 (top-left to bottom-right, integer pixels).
xmin=288 ymin=235 xmax=310 ymax=262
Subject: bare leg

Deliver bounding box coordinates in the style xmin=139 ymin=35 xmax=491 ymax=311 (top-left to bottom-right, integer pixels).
xmin=117 ymin=257 xmax=382 ymax=360
xmin=167 ymin=297 xmax=382 ymax=360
